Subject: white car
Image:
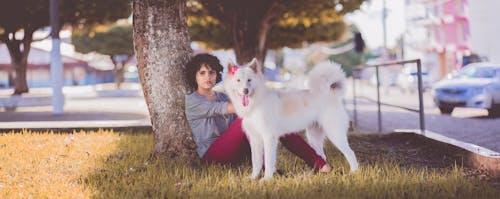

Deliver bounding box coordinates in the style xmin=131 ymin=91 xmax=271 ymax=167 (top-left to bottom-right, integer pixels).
xmin=431 ymin=63 xmax=500 ymax=116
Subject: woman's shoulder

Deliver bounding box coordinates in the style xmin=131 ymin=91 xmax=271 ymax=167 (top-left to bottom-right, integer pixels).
xmin=216 ymin=92 xmax=231 ymax=102
xmin=185 ymin=92 xmax=204 ymax=104
xmin=185 ymin=92 xmax=196 ymax=99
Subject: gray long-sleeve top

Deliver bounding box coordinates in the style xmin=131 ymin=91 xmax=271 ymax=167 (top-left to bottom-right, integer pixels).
xmin=185 ymin=92 xmax=236 ymax=157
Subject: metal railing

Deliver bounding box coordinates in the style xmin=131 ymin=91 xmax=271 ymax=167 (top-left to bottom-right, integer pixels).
xmin=352 ymin=59 xmax=426 ymax=133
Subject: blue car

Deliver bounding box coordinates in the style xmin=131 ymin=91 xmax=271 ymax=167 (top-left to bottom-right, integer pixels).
xmin=431 ymin=63 xmax=500 ymax=116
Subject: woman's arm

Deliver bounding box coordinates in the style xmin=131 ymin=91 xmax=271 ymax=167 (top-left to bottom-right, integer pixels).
xmin=227 ymin=102 xmax=235 ymax=114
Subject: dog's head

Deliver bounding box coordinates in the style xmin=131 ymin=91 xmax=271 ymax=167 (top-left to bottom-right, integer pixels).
xmin=224 ymin=58 xmax=263 ymax=108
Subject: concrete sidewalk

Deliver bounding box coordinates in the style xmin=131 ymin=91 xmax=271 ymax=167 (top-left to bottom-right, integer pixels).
xmin=0 ymin=84 xmax=151 ymax=130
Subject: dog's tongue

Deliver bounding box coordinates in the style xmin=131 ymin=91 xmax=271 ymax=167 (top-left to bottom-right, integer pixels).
xmin=242 ymin=95 xmax=249 ymax=107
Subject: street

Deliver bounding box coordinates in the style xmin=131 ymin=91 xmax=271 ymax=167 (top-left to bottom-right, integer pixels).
xmin=345 ymin=79 xmax=500 ymax=152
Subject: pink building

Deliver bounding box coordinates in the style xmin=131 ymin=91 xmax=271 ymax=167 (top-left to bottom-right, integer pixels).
xmin=405 ymin=0 xmax=470 ymax=79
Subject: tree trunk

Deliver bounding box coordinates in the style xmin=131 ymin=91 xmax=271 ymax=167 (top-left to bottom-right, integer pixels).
xmin=222 ymin=0 xmax=282 ymax=71
xmin=4 ymin=29 xmax=33 ymax=95
xmin=110 ymin=56 xmax=125 ymax=89
xmin=8 ymin=70 xmax=15 ymax=87
xmin=231 ymin=20 xmax=268 ymax=66
xmin=229 ymin=4 xmax=273 ymax=69
xmin=13 ymin=60 xmax=29 ymax=95
xmin=133 ymin=0 xmax=197 ymax=161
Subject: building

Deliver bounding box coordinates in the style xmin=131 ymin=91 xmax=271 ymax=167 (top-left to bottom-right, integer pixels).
xmin=404 ymin=0 xmax=470 ymax=80
xmin=469 ymin=0 xmax=500 ymax=64
xmin=0 ymin=29 xmax=139 ymax=89
xmin=0 ymin=42 xmax=118 ymax=88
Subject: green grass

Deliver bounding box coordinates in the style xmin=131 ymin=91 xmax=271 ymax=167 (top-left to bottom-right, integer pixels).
xmin=0 ymin=130 xmax=498 ymax=198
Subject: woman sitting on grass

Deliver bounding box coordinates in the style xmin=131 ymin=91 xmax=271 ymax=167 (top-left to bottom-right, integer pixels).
xmin=184 ymin=53 xmax=331 ymax=172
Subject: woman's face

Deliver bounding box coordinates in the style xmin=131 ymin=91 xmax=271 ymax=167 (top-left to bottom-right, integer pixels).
xmin=195 ymin=64 xmax=217 ymax=90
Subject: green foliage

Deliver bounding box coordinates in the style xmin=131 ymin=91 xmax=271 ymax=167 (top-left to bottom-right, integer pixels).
xmin=0 ymin=0 xmax=131 ymax=35
xmin=187 ymin=0 xmax=365 ymax=50
xmin=268 ymin=21 xmax=346 ymax=49
xmin=329 ymin=50 xmax=363 ymax=77
xmin=72 ymin=24 xmax=134 ymax=56
xmin=328 ymin=25 xmax=367 ymax=76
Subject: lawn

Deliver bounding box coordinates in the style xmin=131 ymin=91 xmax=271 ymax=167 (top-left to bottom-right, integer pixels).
xmin=0 ymin=130 xmax=498 ymax=198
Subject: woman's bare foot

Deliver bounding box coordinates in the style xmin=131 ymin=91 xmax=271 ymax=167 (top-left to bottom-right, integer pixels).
xmin=319 ymin=163 xmax=332 ymax=173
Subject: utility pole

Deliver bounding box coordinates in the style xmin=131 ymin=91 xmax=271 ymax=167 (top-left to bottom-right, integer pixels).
xmin=50 ymin=0 xmax=64 ymax=114
xmin=382 ymin=0 xmax=388 ymax=55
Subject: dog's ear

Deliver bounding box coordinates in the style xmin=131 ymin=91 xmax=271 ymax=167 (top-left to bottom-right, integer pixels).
xmin=248 ymin=58 xmax=260 ymax=73
xmin=227 ymin=59 xmax=238 ymax=76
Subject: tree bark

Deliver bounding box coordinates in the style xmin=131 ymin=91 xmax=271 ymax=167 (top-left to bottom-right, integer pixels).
xmin=206 ymin=0 xmax=281 ymax=70
xmin=133 ymin=0 xmax=197 ymax=161
xmin=231 ymin=17 xmax=269 ymax=67
xmin=12 ymin=59 xmax=29 ymax=95
xmin=3 ymin=29 xmax=34 ymax=95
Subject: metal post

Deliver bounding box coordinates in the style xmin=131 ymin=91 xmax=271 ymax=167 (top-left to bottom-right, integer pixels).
xmin=50 ymin=0 xmax=64 ymax=114
xmin=352 ymin=75 xmax=357 ymax=127
xmin=416 ymin=60 xmax=426 ymax=134
xmin=382 ymin=0 xmax=388 ymax=52
xmin=375 ymin=65 xmax=382 ymax=133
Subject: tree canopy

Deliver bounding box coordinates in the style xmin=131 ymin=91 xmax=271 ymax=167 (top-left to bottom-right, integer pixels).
xmin=71 ymin=23 xmax=134 ymax=88
xmin=0 ymin=0 xmax=131 ymax=94
xmin=0 ymin=0 xmax=131 ymax=39
xmin=71 ymin=24 xmax=134 ymax=56
xmin=187 ymin=0 xmax=365 ymax=61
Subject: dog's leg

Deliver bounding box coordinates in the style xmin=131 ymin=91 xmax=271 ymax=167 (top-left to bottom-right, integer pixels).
xmin=248 ymin=134 xmax=264 ymax=180
xmin=322 ymin=122 xmax=359 ymax=172
xmin=262 ymin=135 xmax=279 ymax=180
xmin=243 ymin=121 xmax=264 ymax=180
xmin=306 ymin=125 xmax=327 ymax=161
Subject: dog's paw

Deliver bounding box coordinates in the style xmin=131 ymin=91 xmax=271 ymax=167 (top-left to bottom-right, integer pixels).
xmin=249 ymin=174 xmax=260 ymax=180
xmin=261 ymin=176 xmax=274 ymax=182
xmin=350 ymin=165 xmax=359 ymax=173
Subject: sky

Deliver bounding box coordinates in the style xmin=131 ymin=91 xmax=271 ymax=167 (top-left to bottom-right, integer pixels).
xmin=345 ymin=0 xmax=406 ymax=49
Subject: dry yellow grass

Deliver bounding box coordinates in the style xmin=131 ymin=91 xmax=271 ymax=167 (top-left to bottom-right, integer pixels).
xmin=0 ymin=130 xmax=498 ymax=199
xmin=0 ymin=130 xmax=120 ymax=198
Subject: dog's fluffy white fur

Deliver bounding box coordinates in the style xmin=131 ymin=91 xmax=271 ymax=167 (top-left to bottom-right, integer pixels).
xmin=224 ymin=59 xmax=358 ymax=180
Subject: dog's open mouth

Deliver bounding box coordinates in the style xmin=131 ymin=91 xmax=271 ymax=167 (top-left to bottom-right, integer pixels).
xmin=242 ymin=94 xmax=249 ymax=107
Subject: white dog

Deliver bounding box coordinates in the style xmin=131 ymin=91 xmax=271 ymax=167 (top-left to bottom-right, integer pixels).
xmin=224 ymin=58 xmax=359 ymax=180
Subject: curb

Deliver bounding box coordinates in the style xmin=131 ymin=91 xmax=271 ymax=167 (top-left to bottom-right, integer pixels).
xmin=395 ymin=129 xmax=500 ymax=178
xmin=0 ymin=125 xmax=152 ymax=133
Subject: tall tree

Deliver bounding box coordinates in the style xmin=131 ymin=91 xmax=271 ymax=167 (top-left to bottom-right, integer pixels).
xmin=72 ymin=24 xmax=134 ymax=88
xmin=0 ymin=0 xmax=131 ymax=94
xmin=188 ymin=0 xmax=366 ymax=67
xmin=133 ymin=0 xmax=197 ymax=160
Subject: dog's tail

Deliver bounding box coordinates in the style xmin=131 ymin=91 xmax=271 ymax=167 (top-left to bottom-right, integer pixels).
xmin=307 ymin=61 xmax=346 ymax=95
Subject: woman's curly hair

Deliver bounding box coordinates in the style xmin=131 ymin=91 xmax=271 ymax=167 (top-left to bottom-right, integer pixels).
xmin=185 ymin=53 xmax=224 ymax=91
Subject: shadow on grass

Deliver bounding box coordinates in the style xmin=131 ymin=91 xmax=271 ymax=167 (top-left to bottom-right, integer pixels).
xmin=83 ymin=132 xmax=500 ymax=198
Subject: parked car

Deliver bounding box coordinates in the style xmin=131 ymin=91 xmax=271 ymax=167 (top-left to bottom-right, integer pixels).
xmin=431 ymin=63 xmax=500 ymax=116
xmin=396 ymin=66 xmax=432 ymax=93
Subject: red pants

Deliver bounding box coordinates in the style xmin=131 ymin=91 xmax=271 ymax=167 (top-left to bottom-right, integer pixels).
xmin=202 ymin=118 xmax=327 ymax=170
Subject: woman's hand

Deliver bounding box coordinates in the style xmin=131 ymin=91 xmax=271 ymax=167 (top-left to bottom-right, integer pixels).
xmin=227 ymin=102 xmax=236 ymax=114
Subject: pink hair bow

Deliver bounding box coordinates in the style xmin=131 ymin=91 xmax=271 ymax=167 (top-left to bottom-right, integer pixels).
xmin=230 ymin=65 xmax=239 ymax=75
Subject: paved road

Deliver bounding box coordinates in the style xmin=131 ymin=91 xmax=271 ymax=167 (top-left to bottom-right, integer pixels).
xmin=345 ymin=80 xmax=500 ymax=152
